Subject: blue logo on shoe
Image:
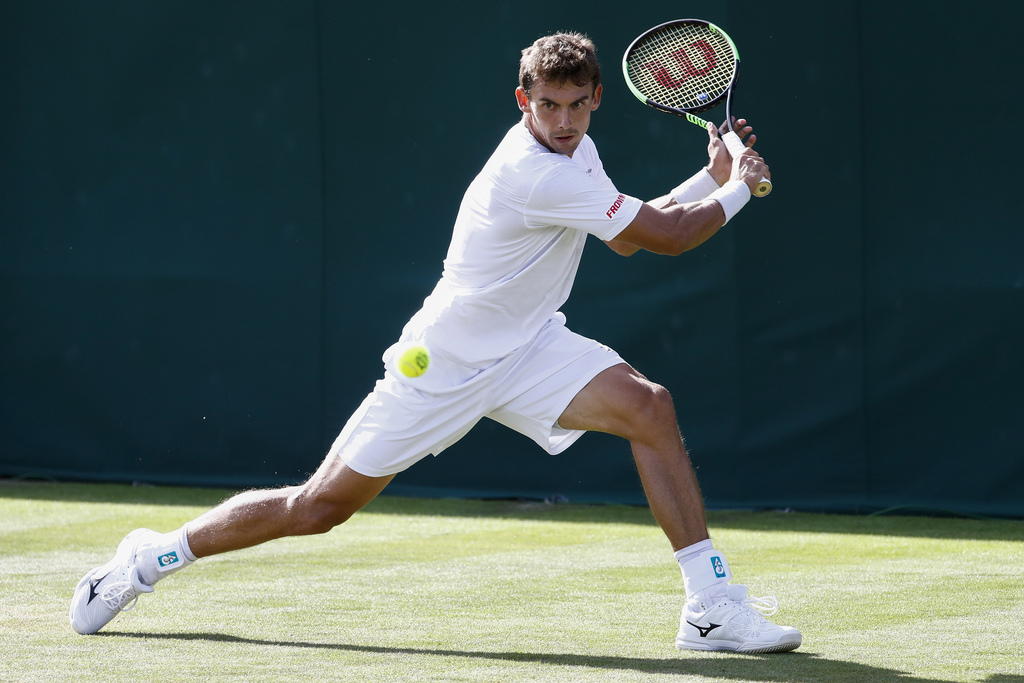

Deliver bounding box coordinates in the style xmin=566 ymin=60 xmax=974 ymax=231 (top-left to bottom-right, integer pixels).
xmin=158 ymin=551 xmax=180 ymax=568
xmin=711 ymin=555 xmax=726 ymax=578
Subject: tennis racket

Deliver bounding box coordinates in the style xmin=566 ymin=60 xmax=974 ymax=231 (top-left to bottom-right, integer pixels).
xmin=622 ymin=19 xmax=772 ymax=197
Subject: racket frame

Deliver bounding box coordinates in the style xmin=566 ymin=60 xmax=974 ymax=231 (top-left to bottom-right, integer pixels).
xmin=622 ymin=19 xmax=771 ymax=197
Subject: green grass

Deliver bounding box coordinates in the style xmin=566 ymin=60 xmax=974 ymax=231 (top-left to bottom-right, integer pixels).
xmin=1 ymin=480 xmax=1023 ymax=682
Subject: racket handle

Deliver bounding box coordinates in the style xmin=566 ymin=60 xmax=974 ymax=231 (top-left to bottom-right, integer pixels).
xmin=722 ymin=131 xmax=772 ymax=197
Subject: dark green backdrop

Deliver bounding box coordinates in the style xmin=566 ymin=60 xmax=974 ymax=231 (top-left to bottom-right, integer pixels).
xmin=3 ymin=1 xmax=1022 ymax=516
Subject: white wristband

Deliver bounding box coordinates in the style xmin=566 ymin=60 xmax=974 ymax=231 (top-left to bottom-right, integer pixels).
xmin=708 ymin=180 xmax=751 ymax=224
xmin=671 ymin=168 xmax=720 ymax=204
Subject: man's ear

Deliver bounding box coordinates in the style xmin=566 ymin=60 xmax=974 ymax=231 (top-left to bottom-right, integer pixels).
xmin=515 ymin=86 xmax=531 ymax=113
xmin=591 ymin=84 xmax=603 ymax=111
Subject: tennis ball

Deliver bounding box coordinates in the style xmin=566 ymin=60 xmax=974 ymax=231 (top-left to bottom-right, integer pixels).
xmin=397 ymin=343 xmax=430 ymax=378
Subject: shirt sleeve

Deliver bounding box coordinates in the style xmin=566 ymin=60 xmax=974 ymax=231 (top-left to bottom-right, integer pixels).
xmin=523 ymin=162 xmax=643 ymax=242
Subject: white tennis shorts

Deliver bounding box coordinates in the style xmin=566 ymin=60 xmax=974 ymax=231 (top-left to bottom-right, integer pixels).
xmin=330 ymin=315 xmax=624 ymax=477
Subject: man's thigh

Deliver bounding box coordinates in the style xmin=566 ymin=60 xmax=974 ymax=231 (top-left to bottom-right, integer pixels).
xmin=557 ymin=362 xmax=663 ymax=439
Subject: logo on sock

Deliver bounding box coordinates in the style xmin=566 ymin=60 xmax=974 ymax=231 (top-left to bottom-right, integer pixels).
xmin=711 ymin=555 xmax=726 ymax=579
xmin=158 ymin=551 xmax=180 ymax=570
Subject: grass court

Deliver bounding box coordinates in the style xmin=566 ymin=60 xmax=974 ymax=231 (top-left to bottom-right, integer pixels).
xmin=1 ymin=480 xmax=1022 ymax=682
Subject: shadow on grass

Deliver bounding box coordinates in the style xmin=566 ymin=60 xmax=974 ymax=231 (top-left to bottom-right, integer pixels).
xmin=4 ymin=479 xmax=1023 ymax=541
xmin=101 ymin=630 xmax=1016 ymax=683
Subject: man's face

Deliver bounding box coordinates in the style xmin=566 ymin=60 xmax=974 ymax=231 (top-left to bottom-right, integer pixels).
xmin=516 ymin=79 xmax=602 ymax=157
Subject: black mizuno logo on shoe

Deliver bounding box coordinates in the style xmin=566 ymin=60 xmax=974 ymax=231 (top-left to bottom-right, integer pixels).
xmin=87 ymin=573 xmax=110 ymax=605
xmin=687 ymin=620 xmax=722 ymax=638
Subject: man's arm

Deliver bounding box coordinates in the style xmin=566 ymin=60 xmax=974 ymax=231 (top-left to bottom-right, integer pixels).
xmin=611 ymin=200 xmax=729 ymax=256
xmin=604 ymin=192 xmax=677 ymax=256
xmin=604 ymin=119 xmax=764 ymax=257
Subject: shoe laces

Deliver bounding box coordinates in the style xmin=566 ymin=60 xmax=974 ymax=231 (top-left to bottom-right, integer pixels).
xmin=99 ymin=571 xmax=145 ymax=613
xmin=742 ymin=594 xmax=779 ymax=617
xmin=726 ymin=584 xmax=779 ymax=616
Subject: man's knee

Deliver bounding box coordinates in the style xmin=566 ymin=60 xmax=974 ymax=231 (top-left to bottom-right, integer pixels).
xmin=596 ymin=374 xmax=680 ymax=446
xmin=286 ymin=487 xmax=359 ymax=536
xmin=286 ymin=458 xmax=393 ymax=536
xmin=632 ymin=380 xmax=677 ymax=428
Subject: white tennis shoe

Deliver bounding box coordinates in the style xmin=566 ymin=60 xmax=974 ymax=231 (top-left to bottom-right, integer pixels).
xmin=69 ymin=528 xmax=157 ymax=635
xmin=676 ymin=584 xmax=802 ymax=653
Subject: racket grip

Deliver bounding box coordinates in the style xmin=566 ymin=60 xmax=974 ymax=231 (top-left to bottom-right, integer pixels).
xmin=722 ymin=131 xmax=772 ymax=197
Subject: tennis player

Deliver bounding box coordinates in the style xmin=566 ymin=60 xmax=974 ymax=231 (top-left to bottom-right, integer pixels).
xmin=70 ymin=32 xmax=800 ymax=654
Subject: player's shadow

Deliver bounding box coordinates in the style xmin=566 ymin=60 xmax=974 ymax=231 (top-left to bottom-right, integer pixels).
xmin=101 ymin=631 xmax=1017 ymax=682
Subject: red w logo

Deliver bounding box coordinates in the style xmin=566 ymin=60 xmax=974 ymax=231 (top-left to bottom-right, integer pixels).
xmin=642 ymin=40 xmax=718 ymax=88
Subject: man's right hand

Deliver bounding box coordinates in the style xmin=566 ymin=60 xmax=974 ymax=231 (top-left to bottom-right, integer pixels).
xmin=731 ymin=146 xmax=770 ymax=195
xmin=706 ymin=118 xmax=758 ymax=186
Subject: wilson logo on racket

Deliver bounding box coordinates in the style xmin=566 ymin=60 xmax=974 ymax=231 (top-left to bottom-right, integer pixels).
xmin=606 ymin=194 xmax=626 ymax=218
xmin=642 ymin=41 xmax=718 ymax=88
xmin=623 ymin=18 xmax=773 ymax=197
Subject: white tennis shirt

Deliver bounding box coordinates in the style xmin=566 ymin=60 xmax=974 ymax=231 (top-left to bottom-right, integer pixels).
xmin=397 ymin=123 xmax=643 ymax=367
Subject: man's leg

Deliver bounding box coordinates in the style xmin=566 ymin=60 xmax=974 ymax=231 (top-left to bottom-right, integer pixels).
xmin=556 ymin=362 xmax=707 ymax=551
xmin=557 ymin=362 xmax=801 ymax=653
xmin=187 ymin=455 xmax=394 ymax=557
xmin=70 ymin=454 xmax=392 ymax=635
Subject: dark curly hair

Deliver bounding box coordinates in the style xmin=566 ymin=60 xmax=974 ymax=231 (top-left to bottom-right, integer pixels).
xmin=518 ymin=32 xmax=601 ymax=98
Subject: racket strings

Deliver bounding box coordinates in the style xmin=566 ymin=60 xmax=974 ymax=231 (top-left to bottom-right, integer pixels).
xmin=625 ymin=24 xmax=736 ymax=112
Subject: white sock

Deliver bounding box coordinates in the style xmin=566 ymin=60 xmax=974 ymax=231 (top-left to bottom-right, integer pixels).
xmin=675 ymin=541 xmax=730 ymax=612
xmin=137 ymin=524 xmax=196 ymax=586
xmin=673 ymin=539 xmax=714 ymax=568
